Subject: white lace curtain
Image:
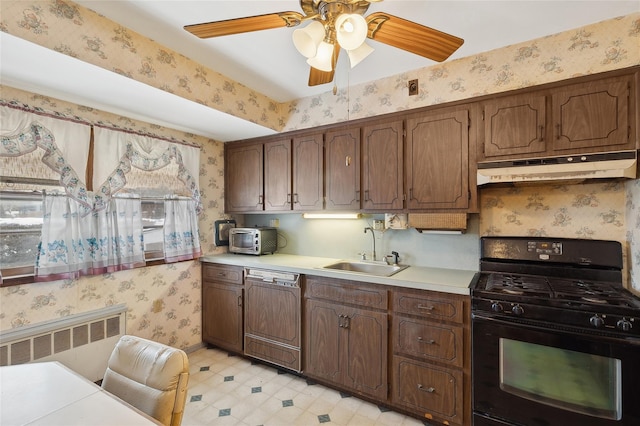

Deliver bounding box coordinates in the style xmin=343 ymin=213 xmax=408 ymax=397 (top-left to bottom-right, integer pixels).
xmin=35 ymin=192 xmax=145 ymax=281
xmin=164 ymin=196 xmax=202 ymax=263
xmin=1 ymin=105 xmax=203 ymax=282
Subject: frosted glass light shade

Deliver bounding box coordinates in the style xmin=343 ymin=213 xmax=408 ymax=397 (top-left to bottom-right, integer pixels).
xmin=307 ymin=41 xmax=334 ymax=72
xmin=292 ymin=21 xmax=325 ymax=58
xmin=347 ymin=42 xmax=374 ymax=68
xmin=335 ymin=14 xmax=368 ymax=50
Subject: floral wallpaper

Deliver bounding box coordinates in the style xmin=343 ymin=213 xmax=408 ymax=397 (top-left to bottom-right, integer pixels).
xmin=289 ymin=13 xmax=640 ymax=129
xmin=0 ymin=1 xmax=639 ymax=348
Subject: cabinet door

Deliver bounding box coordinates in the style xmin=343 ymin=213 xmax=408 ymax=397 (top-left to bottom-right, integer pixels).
xmin=325 ymin=127 xmax=360 ymax=210
xmin=344 ymin=306 xmax=388 ymax=400
xmin=293 ymin=133 xmax=324 ymax=211
xmin=304 ymin=299 xmax=342 ymax=383
xmin=482 ymin=94 xmax=546 ymax=159
xmin=362 ymin=120 xmax=404 ymax=211
xmin=225 ymin=143 xmax=263 ymax=212
xmin=552 ymin=76 xmax=632 ymax=152
xmin=406 ymin=108 xmax=470 ymax=210
xmin=264 ymin=138 xmax=292 ymax=211
xmin=202 ymin=281 xmax=243 ymax=353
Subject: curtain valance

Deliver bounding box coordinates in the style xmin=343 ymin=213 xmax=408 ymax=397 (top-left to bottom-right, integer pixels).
xmin=0 ymin=105 xmax=91 ymax=181
xmin=92 ymin=127 xmax=201 ymax=212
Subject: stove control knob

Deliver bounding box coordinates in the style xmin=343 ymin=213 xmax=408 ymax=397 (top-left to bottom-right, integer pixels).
xmin=617 ymin=318 xmax=633 ymax=332
xmin=511 ymin=304 xmax=524 ymax=316
xmin=490 ymin=302 xmax=503 ymax=313
xmin=590 ymin=315 xmax=605 ymax=328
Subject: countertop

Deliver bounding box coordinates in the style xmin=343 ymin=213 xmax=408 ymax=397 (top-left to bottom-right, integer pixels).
xmin=200 ymin=253 xmax=478 ymax=295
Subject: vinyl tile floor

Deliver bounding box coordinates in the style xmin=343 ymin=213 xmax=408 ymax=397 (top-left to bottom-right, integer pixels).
xmin=183 ymin=347 xmax=432 ymax=426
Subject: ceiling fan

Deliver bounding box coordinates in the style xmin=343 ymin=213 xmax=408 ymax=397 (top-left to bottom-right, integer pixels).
xmin=184 ymin=0 xmax=463 ymax=87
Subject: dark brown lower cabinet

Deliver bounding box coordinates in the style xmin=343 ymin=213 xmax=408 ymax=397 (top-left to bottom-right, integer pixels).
xmin=393 ymin=356 xmax=464 ymax=425
xmin=201 ymin=264 xmax=244 ymax=353
xmin=304 ymin=277 xmax=388 ymax=401
xmin=391 ymin=289 xmax=470 ymax=426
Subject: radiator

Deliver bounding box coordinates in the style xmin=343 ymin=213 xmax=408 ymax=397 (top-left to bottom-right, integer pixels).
xmin=0 ymin=304 xmax=126 ymax=382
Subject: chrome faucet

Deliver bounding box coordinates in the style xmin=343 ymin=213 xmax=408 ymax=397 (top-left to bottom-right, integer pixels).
xmin=364 ymin=227 xmax=376 ymax=261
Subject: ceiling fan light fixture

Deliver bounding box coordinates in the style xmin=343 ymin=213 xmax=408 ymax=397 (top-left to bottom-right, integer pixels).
xmin=307 ymin=40 xmax=334 ymax=72
xmin=292 ymin=20 xmax=325 ymax=58
xmin=335 ymin=13 xmax=368 ymax=51
xmin=347 ymin=41 xmax=374 ymax=68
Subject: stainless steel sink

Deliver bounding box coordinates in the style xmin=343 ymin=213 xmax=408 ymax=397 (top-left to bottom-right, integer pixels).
xmin=320 ymin=261 xmax=409 ymax=277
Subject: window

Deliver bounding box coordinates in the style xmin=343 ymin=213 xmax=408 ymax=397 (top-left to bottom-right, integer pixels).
xmin=0 ymin=191 xmax=43 ymax=276
xmin=141 ymin=199 xmax=165 ymax=261
xmin=0 ymin=192 xmax=171 ymax=281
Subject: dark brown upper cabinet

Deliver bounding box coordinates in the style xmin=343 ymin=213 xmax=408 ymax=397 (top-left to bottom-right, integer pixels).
xmin=264 ymin=138 xmax=292 ymax=211
xmin=362 ymin=120 xmax=404 ymax=211
xmin=225 ymin=142 xmax=263 ymax=212
xmin=482 ymin=94 xmax=547 ymax=159
xmin=406 ymin=106 xmax=471 ymax=211
xmin=324 ymin=127 xmax=361 ymax=211
xmin=552 ymin=75 xmax=633 ymax=152
xmin=479 ymin=71 xmax=637 ymax=161
xmin=292 ymin=133 xmax=324 ymax=211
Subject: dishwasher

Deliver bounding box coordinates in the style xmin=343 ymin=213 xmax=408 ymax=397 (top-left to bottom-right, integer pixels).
xmin=243 ymin=268 xmax=302 ymax=372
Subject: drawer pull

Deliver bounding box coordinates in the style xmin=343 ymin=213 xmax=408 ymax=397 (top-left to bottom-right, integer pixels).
xmin=417 ymin=337 xmax=436 ymax=344
xmin=417 ymin=304 xmax=435 ymax=311
xmin=218 ymin=272 xmax=227 ymax=277
xmin=417 ymin=384 xmax=435 ymax=393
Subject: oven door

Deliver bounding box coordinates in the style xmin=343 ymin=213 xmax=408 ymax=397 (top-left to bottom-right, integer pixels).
xmin=472 ymin=314 xmax=640 ymax=426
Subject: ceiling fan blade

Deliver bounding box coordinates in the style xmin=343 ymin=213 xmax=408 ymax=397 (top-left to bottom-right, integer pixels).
xmin=366 ymin=12 xmax=463 ymax=62
xmin=308 ymin=44 xmax=341 ymax=86
xmin=184 ymin=12 xmax=304 ymax=38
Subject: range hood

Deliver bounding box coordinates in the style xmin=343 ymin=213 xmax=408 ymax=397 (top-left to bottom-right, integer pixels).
xmin=477 ymin=151 xmax=637 ymax=185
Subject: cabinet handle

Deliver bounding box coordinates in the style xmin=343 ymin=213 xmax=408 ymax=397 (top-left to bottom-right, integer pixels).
xmin=287 ymin=193 xmax=291 ymax=204
xmin=338 ymin=314 xmax=344 ymax=328
xmin=539 ymin=125 xmax=544 ymax=141
xmin=238 ymin=295 xmax=242 ymax=307
xmin=344 ymin=316 xmax=350 ymax=329
xmin=417 ymin=337 xmax=436 ymax=344
xmin=258 ymin=195 xmax=264 ymax=204
xmin=417 ymin=304 xmax=435 ymax=311
xmin=218 ymin=272 xmax=227 ymax=277
xmin=345 ymin=156 xmax=351 ymax=167
xmin=293 ymin=193 xmax=299 ymax=204
xmin=364 ymin=190 xmax=369 ymax=202
xmin=556 ymin=124 xmax=561 ymax=139
xmin=417 ymin=384 xmax=436 ymax=393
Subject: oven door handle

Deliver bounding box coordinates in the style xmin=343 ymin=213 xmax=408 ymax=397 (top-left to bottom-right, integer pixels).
xmin=472 ymin=312 xmax=640 ymax=346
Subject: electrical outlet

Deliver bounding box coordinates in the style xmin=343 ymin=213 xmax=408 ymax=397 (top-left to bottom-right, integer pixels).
xmin=408 ymin=79 xmax=419 ymax=96
xmin=373 ymin=219 xmax=385 ymax=231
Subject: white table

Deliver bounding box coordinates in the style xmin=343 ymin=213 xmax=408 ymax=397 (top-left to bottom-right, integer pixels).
xmin=0 ymin=361 xmax=161 ymax=425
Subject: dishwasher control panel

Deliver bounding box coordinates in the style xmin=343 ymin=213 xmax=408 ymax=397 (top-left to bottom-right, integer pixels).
xmin=244 ymin=268 xmax=300 ymax=287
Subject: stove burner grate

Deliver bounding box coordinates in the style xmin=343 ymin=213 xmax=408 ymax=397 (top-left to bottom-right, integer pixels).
xmin=479 ymin=273 xmax=640 ymax=309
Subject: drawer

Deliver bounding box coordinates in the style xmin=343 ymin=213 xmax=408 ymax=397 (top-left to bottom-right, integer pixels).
xmin=393 ymin=317 xmax=463 ymax=368
xmin=202 ymin=264 xmax=243 ymax=285
xmin=305 ymin=276 xmax=388 ymax=310
xmin=392 ymin=356 xmax=463 ymax=425
xmin=244 ymin=335 xmax=301 ymax=373
xmin=394 ymin=290 xmax=464 ymax=323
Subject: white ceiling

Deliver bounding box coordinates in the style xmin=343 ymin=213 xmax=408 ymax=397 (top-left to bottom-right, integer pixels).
xmin=2 ymin=1 xmax=639 ymax=141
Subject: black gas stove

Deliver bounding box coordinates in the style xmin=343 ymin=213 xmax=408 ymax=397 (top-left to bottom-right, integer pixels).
xmin=472 ymin=236 xmax=640 ymax=338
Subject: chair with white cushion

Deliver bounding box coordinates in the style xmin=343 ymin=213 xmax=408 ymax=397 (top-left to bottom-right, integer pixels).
xmin=102 ymin=335 xmax=189 ymax=426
